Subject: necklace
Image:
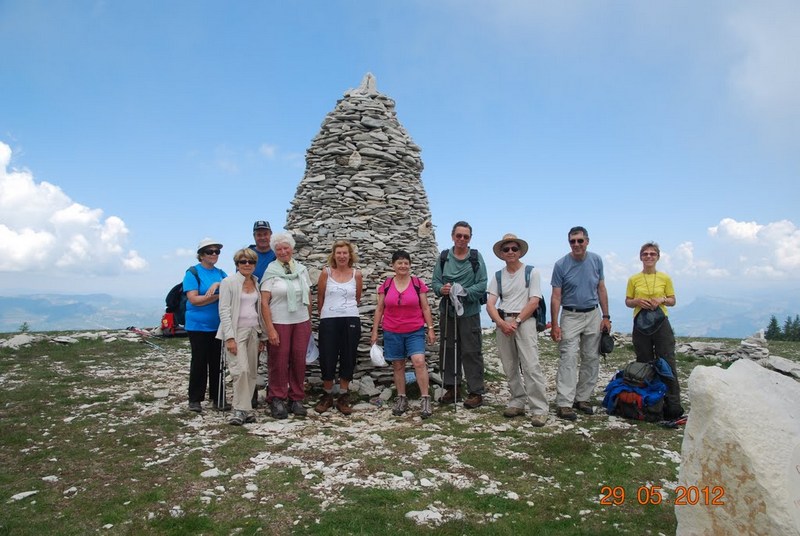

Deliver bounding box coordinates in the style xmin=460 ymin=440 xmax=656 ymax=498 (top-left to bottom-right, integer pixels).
xmin=642 ymin=271 xmax=657 ymax=297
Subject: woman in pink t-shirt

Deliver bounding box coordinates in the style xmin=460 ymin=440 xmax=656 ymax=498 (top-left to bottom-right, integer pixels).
xmin=371 ymin=250 xmax=436 ymax=419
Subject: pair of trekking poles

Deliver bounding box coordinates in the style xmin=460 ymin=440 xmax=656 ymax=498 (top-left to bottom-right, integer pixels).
xmin=440 ymin=293 xmax=462 ymax=413
xmin=217 ymin=346 xmax=267 ymax=413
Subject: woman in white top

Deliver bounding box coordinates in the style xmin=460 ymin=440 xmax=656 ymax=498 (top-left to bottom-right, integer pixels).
xmin=315 ymin=240 xmax=363 ymax=415
xmin=217 ymin=248 xmax=266 ymax=426
xmin=261 ymin=232 xmax=312 ymax=420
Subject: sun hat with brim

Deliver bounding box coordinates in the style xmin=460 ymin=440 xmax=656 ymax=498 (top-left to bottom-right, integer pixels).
xmin=492 ymin=233 xmax=529 ymax=259
xmin=197 ymin=238 xmax=223 ymax=253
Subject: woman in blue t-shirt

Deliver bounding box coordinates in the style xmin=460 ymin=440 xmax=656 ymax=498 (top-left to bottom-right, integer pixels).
xmin=185 ymin=239 xmax=228 ymax=413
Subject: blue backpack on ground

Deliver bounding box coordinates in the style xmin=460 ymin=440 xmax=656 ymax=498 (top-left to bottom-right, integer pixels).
xmin=494 ymin=265 xmax=548 ymax=332
xmin=602 ymin=359 xmax=669 ymax=422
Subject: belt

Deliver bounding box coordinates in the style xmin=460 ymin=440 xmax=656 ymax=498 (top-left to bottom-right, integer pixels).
xmin=498 ymin=310 xmax=521 ymax=319
xmin=562 ymin=305 xmax=597 ymax=313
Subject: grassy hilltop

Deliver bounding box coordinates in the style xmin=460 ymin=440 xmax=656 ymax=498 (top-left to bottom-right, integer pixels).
xmin=1 ymin=332 xmax=798 ymax=535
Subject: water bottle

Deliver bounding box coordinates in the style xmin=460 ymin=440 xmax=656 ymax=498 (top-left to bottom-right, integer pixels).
xmin=404 ymin=371 xmax=417 ymax=385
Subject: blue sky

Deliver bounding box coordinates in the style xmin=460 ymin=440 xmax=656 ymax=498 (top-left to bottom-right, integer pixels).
xmin=1 ymin=0 xmax=799 ymax=320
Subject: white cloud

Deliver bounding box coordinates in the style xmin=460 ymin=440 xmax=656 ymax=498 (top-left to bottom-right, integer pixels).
xmin=259 ymin=143 xmax=277 ymax=159
xmin=601 ymin=252 xmax=631 ymax=283
xmin=0 ymin=142 xmax=147 ymax=274
xmin=708 ymin=217 xmax=761 ymax=242
xmin=708 ymin=217 xmax=800 ymax=274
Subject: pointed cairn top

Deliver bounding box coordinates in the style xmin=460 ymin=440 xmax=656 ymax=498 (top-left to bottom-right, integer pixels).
xmin=348 ymin=72 xmax=378 ymax=96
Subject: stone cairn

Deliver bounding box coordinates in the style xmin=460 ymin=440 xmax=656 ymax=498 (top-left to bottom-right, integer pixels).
xmin=284 ymin=73 xmax=441 ymax=387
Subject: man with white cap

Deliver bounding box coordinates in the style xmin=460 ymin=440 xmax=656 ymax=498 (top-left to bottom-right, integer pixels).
xmin=486 ymin=233 xmax=549 ymax=427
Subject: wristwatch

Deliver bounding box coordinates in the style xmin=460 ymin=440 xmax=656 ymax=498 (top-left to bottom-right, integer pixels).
xmin=515 ymin=317 xmax=522 ymax=324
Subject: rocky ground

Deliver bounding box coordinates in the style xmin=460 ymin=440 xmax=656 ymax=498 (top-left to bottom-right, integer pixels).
xmin=2 ymin=329 xmax=688 ymax=530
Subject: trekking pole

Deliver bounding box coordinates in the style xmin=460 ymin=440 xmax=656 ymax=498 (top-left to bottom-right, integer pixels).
xmin=218 ymin=342 xmax=227 ymax=413
xmin=452 ymin=305 xmax=458 ymax=414
xmin=441 ymin=303 xmax=448 ymax=403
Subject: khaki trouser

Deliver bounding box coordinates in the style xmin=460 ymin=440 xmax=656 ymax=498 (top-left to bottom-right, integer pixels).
xmin=496 ymin=319 xmax=548 ymax=415
xmin=556 ymin=307 xmax=602 ymax=407
xmin=226 ymin=326 xmax=260 ymax=411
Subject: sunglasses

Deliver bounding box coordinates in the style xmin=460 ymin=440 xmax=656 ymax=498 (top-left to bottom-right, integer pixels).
xmin=202 ymin=249 xmax=221 ymax=255
xmin=569 ymin=239 xmax=585 ymax=245
xmin=237 ymin=259 xmax=257 ymax=265
xmin=454 ymin=233 xmax=471 ymax=240
xmin=641 ymin=252 xmax=659 ymax=257
xmin=502 ymin=246 xmax=520 ymax=253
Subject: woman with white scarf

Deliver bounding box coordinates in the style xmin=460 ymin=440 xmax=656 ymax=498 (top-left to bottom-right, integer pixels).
xmin=217 ymin=248 xmax=267 ymax=426
xmin=260 ymin=232 xmax=312 ymax=420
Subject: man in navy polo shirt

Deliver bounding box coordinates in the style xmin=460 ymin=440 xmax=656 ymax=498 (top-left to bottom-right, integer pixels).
xmin=249 ymin=220 xmax=276 ymax=281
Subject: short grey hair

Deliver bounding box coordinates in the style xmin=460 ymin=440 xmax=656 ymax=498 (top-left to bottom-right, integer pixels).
xmin=270 ymin=232 xmax=295 ymax=251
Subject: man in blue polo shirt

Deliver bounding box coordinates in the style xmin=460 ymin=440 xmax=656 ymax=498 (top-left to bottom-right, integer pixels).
xmin=550 ymin=226 xmax=611 ymax=421
xmin=249 ymin=220 xmax=276 ymax=281
xmin=247 ymin=220 xmax=275 ymax=408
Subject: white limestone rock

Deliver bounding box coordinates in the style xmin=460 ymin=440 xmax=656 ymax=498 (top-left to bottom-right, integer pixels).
xmin=676 ymin=359 xmax=800 ymax=535
xmin=0 ymin=334 xmax=38 ymax=348
xmin=763 ymin=355 xmax=800 ymax=379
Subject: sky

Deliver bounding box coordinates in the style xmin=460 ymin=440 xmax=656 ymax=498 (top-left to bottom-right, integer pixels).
xmin=1 ymin=0 xmax=799 ymax=321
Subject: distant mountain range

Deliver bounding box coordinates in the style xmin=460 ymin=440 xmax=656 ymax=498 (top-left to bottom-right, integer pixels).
xmin=0 ymin=294 xmax=163 ymax=333
xmin=1 ymin=291 xmax=798 ymax=338
xmin=668 ymin=294 xmax=797 ymax=338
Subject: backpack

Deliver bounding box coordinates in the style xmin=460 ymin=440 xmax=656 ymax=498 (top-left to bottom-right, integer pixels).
xmin=439 ymin=249 xmax=486 ymax=305
xmin=602 ymin=361 xmax=667 ymax=422
xmin=164 ymin=266 xmax=200 ymax=330
xmin=494 ymin=266 xmax=548 ymax=332
xmin=614 ymin=391 xmax=665 ymax=422
xmin=622 ymin=361 xmax=656 ymax=387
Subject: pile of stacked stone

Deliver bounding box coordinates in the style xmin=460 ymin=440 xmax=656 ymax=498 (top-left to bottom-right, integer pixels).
xmin=676 ymin=332 xmax=770 ymax=362
xmin=284 ymin=73 xmax=441 ymax=385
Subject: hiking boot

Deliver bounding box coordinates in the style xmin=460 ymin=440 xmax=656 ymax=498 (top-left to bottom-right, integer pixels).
xmin=228 ymin=410 xmax=246 ymax=426
xmin=213 ymin=401 xmax=232 ymax=412
xmin=557 ymin=406 xmax=578 ymax=421
xmin=438 ymin=386 xmax=461 ymax=404
xmin=420 ymin=396 xmax=433 ymax=419
xmin=289 ymin=400 xmax=307 ymax=417
xmin=392 ymin=395 xmax=409 ymax=416
xmin=573 ymin=401 xmax=594 ymax=415
xmin=530 ymin=414 xmax=548 ymax=427
xmin=244 ymin=412 xmax=257 ymax=424
xmin=336 ymin=393 xmax=353 ymax=416
xmin=188 ymin=401 xmax=202 ymax=413
xmin=270 ymin=399 xmax=288 ymax=420
xmin=503 ymin=406 xmax=525 ymax=418
xmin=315 ymin=393 xmax=335 ymax=414
xmin=463 ymin=393 xmax=483 ymax=409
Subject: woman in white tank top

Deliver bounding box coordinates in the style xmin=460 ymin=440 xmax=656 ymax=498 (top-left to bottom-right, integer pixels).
xmin=315 ymin=240 xmax=363 ymax=415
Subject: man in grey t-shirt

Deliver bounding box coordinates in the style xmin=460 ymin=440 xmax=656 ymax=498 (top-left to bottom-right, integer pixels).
xmin=550 ymin=226 xmax=611 ymax=421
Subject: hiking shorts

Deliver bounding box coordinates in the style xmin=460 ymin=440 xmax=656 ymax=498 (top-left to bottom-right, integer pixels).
xmin=383 ymin=327 xmax=426 ymax=361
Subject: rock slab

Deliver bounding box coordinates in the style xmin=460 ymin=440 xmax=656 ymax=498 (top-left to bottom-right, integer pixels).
xmin=676 ymin=359 xmax=800 ymax=535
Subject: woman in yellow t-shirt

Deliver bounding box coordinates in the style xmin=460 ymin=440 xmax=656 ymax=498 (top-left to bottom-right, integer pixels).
xmin=625 ymin=242 xmax=683 ymax=418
